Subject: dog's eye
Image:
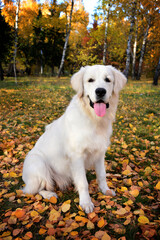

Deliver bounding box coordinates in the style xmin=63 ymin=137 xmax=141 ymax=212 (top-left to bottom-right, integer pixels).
xmin=88 ymin=78 xmax=95 ymax=83
xmin=105 ymin=77 xmax=111 ymax=83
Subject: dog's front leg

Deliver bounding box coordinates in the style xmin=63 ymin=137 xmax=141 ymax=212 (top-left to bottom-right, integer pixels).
xmin=95 ymin=157 xmax=116 ymax=196
xmin=71 ymin=159 xmax=94 ymax=214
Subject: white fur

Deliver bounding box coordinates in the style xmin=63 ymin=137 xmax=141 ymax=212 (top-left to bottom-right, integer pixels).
xmin=22 ymin=65 xmax=127 ymax=213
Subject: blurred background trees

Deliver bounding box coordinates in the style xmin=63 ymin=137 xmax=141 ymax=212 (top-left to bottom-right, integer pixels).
xmin=1 ymin=0 xmax=159 ymax=82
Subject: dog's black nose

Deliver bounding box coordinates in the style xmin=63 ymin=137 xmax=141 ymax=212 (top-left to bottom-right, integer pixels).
xmin=95 ymin=88 xmax=106 ymax=98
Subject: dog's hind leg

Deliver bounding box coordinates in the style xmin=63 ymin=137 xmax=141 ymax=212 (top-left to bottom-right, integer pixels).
xmin=22 ymin=153 xmax=57 ymax=199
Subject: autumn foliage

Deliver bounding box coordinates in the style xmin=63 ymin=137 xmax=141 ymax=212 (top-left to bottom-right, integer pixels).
xmin=1 ymin=0 xmax=160 ymax=78
xmin=0 ymin=77 xmax=160 ymax=239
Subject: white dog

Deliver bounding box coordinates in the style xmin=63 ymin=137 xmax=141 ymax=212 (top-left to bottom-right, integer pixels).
xmin=22 ymin=65 xmax=127 ymax=213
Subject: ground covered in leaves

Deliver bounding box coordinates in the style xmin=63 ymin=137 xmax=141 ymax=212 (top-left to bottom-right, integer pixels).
xmin=0 ymin=77 xmax=160 ymax=240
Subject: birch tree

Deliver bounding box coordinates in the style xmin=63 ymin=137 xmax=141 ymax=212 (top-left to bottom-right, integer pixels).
xmin=13 ymin=0 xmax=20 ymax=84
xmin=123 ymin=0 xmax=137 ymax=78
xmin=58 ymin=0 xmax=74 ymax=78
xmin=137 ymin=17 xmax=151 ymax=80
xmin=102 ymin=2 xmax=110 ymax=65
xmin=132 ymin=23 xmax=138 ymax=79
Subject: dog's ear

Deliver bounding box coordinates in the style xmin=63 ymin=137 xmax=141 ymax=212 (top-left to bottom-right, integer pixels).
xmin=71 ymin=67 xmax=85 ymax=97
xmin=111 ymin=66 xmax=127 ymax=95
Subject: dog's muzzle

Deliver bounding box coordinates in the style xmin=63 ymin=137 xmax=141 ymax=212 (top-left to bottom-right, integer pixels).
xmin=89 ymin=97 xmax=109 ymax=109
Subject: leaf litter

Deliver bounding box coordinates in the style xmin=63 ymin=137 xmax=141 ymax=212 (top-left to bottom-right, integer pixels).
xmin=0 ymin=78 xmax=160 ymax=239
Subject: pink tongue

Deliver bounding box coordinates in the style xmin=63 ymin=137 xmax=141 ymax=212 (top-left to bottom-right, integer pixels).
xmin=94 ymin=103 xmax=106 ymax=117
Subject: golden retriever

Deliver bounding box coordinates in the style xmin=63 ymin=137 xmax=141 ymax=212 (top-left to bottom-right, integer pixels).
xmin=22 ymin=65 xmax=127 ymax=213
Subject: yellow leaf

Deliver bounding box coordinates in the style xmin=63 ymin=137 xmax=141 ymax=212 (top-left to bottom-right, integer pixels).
xmin=124 ymin=218 xmax=131 ymax=225
xmin=49 ymin=209 xmax=60 ymax=221
xmin=61 ymin=201 xmax=71 ymax=213
xmin=122 ymin=143 xmax=128 ymax=149
xmin=10 ymin=172 xmax=18 ymax=178
xmin=129 ymin=189 xmax=139 ymax=197
xmin=124 ymin=200 xmax=133 ymax=206
xmin=121 ymin=187 xmax=128 ymax=192
xmin=138 ymin=215 xmax=149 ymax=224
xmin=155 ymin=181 xmax=160 ymax=190
xmin=144 ymin=166 xmax=152 ymax=176
xmin=138 ymin=181 xmax=143 ymax=187
xmin=116 ymin=208 xmax=127 ymax=215
xmin=87 ymin=220 xmax=95 ymax=230
xmin=122 ymin=169 xmax=132 ymax=176
xmin=97 ymin=217 xmax=105 ymax=228
xmin=30 ymin=210 xmax=39 ymax=218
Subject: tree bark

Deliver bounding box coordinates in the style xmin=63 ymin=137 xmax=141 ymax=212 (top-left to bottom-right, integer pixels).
xmin=58 ymin=0 xmax=74 ymax=78
xmin=153 ymin=57 xmax=160 ymax=86
xmin=103 ymin=3 xmax=110 ymax=65
xmin=0 ymin=61 xmax=4 ymax=81
xmin=132 ymin=23 xmax=138 ymax=79
xmin=123 ymin=0 xmax=137 ymax=79
xmin=137 ymin=18 xmax=151 ymax=80
xmin=13 ymin=0 xmax=20 ymax=84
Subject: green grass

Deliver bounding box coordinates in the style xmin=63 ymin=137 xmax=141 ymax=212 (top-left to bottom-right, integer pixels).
xmin=0 ymin=77 xmax=160 ymax=240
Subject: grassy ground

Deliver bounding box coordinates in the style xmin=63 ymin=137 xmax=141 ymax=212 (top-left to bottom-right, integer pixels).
xmin=0 ymin=77 xmax=160 ymax=240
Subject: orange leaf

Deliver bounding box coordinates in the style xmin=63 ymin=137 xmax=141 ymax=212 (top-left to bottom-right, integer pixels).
xmin=13 ymin=229 xmax=21 ymax=236
xmin=39 ymin=228 xmax=47 ymax=235
xmin=24 ymin=231 xmax=33 ymax=239
xmin=49 ymin=196 xmax=57 ymax=204
xmin=75 ymin=216 xmax=88 ymax=223
xmin=155 ymin=181 xmax=160 ymax=190
xmin=129 ymin=189 xmax=139 ymax=197
xmin=14 ymin=209 xmax=26 ymax=218
xmin=102 ymin=232 xmax=111 ymax=240
xmin=70 ymin=231 xmax=78 ymax=236
xmin=97 ymin=217 xmax=105 ymax=228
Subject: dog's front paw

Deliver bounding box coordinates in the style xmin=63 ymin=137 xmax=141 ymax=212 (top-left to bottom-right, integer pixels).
xmin=105 ymin=189 xmax=116 ymax=196
xmin=80 ymin=200 xmax=94 ymax=214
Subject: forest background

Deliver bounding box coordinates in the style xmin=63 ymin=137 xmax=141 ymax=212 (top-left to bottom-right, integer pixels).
xmin=0 ymin=0 xmax=160 ymax=84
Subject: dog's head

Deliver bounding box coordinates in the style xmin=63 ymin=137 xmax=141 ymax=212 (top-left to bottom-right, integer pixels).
xmin=71 ymin=65 xmax=127 ymax=117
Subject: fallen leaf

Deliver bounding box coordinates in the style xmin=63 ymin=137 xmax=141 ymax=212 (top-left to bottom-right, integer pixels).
xmin=14 ymin=209 xmax=26 ymax=219
xmin=138 ymin=216 xmax=150 ymax=224
xmin=61 ymin=200 xmax=71 ymax=213
xmin=97 ymin=217 xmax=105 ymax=228
xmin=102 ymin=232 xmax=111 ymax=240
xmin=12 ymin=228 xmax=21 ymax=236
xmin=49 ymin=196 xmax=57 ymax=204
xmin=129 ymin=189 xmax=139 ymax=197
xmin=116 ymin=208 xmax=127 ymax=215
xmin=87 ymin=220 xmax=95 ymax=230
xmin=155 ymin=181 xmax=160 ymax=190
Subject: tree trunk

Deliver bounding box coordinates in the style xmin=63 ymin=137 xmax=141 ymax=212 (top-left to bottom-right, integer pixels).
xmin=137 ymin=19 xmax=151 ymax=80
xmin=13 ymin=0 xmax=20 ymax=84
xmin=0 ymin=61 xmax=4 ymax=81
xmin=123 ymin=0 xmax=137 ymax=79
xmin=132 ymin=23 xmax=138 ymax=79
xmin=153 ymin=57 xmax=160 ymax=86
xmin=58 ymin=0 xmax=74 ymax=78
xmin=103 ymin=3 xmax=110 ymax=65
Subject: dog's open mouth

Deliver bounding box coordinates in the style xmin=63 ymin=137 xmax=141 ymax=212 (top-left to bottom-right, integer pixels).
xmin=89 ymin=97 xmax=109 ymax=117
